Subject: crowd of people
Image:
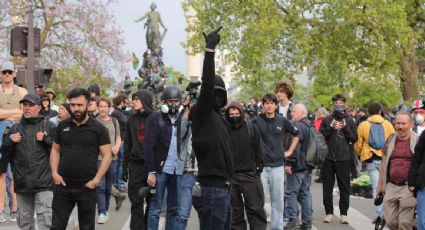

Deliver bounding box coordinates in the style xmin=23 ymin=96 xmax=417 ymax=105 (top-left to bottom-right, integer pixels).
xmin=0 ymin=27 xmax=425 ymax=230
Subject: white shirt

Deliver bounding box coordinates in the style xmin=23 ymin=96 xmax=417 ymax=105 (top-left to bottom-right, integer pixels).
xmin=278 ymin=101 xmax=291 ymax=118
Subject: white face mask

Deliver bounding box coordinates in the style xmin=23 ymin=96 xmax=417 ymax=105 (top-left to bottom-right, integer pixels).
xmin=415 ymin=114 xmax=425 ymax=125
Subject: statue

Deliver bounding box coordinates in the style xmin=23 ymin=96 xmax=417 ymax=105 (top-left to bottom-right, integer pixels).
xmin=135 ymin=3 xmax=167 ymax=55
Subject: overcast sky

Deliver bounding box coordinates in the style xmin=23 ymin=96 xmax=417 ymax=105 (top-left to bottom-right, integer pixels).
xmin=111 ymin=0 xmax=186 ymax=79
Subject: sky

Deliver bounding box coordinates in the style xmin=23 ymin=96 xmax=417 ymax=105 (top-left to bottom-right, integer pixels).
xmin=110 ymin=0 xmax=187 ymax=79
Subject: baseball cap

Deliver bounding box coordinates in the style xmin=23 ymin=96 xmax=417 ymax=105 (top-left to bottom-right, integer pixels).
xmin=19 ymin=93 xmax=41 ymax=105
xmin=1 ymin=61 xmax=15 ymax=72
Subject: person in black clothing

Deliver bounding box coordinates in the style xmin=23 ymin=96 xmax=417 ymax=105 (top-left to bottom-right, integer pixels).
xmin=189 ymin=26 xmax=234 ymax=230
xmin=50 ymin=88 xmax=112 ymax=230
xmin=40 ymin=93 xmax=58 ymax=123
xmin=122 ymin=89 xmax=154 ymax=230
xmin=319 ymin=94 xmax=357 ymax=224
xmin=225 ymin=101 xmax=267 ymax=230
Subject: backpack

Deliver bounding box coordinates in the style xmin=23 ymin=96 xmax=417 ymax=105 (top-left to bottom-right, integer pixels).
xmin=368 ymin=121 xmax=385 ymax=150
xmin=305 ymin=125 xmax=328 ymax=167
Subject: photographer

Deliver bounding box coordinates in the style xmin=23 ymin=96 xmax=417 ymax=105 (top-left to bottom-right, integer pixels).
xmin=319 ymin=94 xmax=357 ymax=224
xmin=188 ymin=26 xmax=234 ymax=229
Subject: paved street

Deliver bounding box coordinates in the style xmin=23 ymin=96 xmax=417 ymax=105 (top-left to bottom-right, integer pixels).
xmin=0 ymin=173 xmax=385 ymax=230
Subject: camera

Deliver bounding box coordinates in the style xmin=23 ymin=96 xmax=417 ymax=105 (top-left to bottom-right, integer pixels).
xmin=374 ymin=192 xmax=383 ymax=206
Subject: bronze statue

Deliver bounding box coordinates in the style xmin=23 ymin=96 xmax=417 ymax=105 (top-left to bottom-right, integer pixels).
xmin=135 ymin=3 xmax=167 ymax=55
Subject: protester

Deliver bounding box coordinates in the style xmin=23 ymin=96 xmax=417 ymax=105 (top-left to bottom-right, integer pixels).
xmin=253 ymin=93 xmax=299 ymax=230
xmin=284 ymin=103 xmax=314 ymax=230
xmin=123 ymin=89 xmax=155 ymax=229
xmin=411 ymin=100 xmax=425 ymax=136
xmin=1 ymin=93 xmax=56 ymax=230
xmin=320 ymin=94 xmax=357 ymax=224
xmin=225 ymin=101 xmax=267 ymax=230
xmin=275 ymin=80 xmax=294 ymax=119
xmin=88 ymin=97 xmax=99 ymax=118
xmin=0 ymin=61 xmax=27 ymax=222
xmin=44 ymin=88 xmax=59 ymax=112
xmin=189 ymin=27 xmax=234 ymax=229
xmin=58 ymin=103 xmax=71 ymax=122
xmin=377 ymin=112 xmax=417 ymax=230
xmin=40 ymin=93 xmax=59 ymax=125
xmin=354 ymin=102 xmax=395 ymax=224
xmin=50 ymin=88 xmax=112 ymax=230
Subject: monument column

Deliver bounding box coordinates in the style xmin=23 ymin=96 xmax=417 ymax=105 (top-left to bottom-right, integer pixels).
xmin=184 ymin=8 xmax=201 ymax=82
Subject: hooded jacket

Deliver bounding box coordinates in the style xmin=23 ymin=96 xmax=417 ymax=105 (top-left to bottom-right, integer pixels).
xmin=354 ymin=115 xmax=395 ymax=161
xmin=124 ymin=90 xmax=154 ymax=166
xmin=1 ymin=116 xmax=56 ymax=193
xmin=225 ymin=101 xmax=264 ymax=174
xmin=286 ymin=117 xmax=312 ymax=172
xmin=189 ymin=52 xmax=233 ymax=187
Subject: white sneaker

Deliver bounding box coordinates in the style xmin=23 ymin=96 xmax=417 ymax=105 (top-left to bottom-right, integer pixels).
xmin=323 ymin=214 xmax=333 ymax=223
xmin=97 ymin=213 xmax=107 ymax=224
xmin=340 ymin=215 xmax=349 ymax=224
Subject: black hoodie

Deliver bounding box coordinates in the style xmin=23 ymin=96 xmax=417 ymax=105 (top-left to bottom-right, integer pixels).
xmin=225 ymin=101 xmax=264 ymax=174
xmin=124 ymin=90 xmax=154 ymax=165
xmin=189 ymin=52 xmax=234 ymax=187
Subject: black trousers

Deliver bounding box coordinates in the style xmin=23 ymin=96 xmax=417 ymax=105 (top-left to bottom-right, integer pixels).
xmin=231 ymin=172 xmax=267 ymax=230
xmin=128 ymin=161 xmax=150 ymax=230
xmin=322 ymin=159 xmax=351 ymax=216
xmin=51 ymin=186 xmax=97 ymax=230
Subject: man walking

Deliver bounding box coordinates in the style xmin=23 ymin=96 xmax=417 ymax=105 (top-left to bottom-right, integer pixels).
xmin=320 ymin=94 xmax=357 ymax=224
xmin=253 ymin=93 xmax=299 ymax=230
xmin=224 ymin=101 xmax=267 ymax=230
xmin=1 ymin=93 xmax=56 ymax=230
xmin=50 ymin=88 xmax=112 ymax=230
xmin=284 ymin=103 xmax=314 ymax=230
xmin=377 ymin=112 xmax=417 ymax=230
xmin=354 ymin=102 xmax=395 ymax=224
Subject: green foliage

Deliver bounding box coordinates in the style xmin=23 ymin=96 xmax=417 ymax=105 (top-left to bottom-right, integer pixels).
xmin=183 ymin=0 xmax=425 ymax=107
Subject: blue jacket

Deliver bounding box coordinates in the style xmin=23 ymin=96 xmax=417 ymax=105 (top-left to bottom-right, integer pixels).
xmin=286 ymin=117 xmax=311 ymax=172
xmin=144 ymin=110 xmax=191 ymax=175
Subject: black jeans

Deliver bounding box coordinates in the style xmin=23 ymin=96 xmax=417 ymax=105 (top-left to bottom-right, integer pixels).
xmin=51 ymin=185 xmax=97 ymax=230
xmin=231 ymin=172 xmax=267 ymax=230
xmin=128 ymin=161 xmax=150 ymax=230
xmin=322 ymin=159 xmax=351 ymax=216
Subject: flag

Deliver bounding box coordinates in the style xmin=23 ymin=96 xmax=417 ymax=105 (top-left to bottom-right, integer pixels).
xmin=132 ymin=53 xmax=139 ymax=70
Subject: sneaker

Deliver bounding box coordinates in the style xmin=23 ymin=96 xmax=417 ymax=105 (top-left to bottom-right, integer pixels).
xmin=0 ymin=211 xmax=6 ymax=223
xmin=115 ymin=194 xmax=127 ymax=211
xmin=284 ymin=222 xmax=299 ymax=230
xmin=9 ymin=212 xmax=17 ymax=222
xmin=323 ymin=214 xmax=333 ymax=223
xmin=97 ymin=213 xmax=107 ymax=224
xmin=340 ymin=215 xmax=349 ymax=224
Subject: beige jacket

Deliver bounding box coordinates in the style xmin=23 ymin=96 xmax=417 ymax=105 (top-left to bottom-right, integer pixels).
xmin=381 ymin=130 xmax=418 ymax=193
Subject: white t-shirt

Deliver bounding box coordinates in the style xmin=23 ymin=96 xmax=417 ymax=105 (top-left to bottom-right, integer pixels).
xmin=278 ymin=101 xmax=291 ymax=118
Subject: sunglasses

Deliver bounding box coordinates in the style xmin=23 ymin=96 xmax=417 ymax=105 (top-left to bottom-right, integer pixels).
xmin=1 ymin=70 xmax=14 ymax=75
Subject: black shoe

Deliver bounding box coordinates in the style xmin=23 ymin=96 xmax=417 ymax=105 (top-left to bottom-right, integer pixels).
xmin=284 ymin=222 xmax=299 ymax=230
xmin=115 ymin=194 xmax=126 ymax=211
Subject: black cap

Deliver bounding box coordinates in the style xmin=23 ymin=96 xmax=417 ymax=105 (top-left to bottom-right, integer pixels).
xmin=19 ymin=93 xmax=41 ymax=105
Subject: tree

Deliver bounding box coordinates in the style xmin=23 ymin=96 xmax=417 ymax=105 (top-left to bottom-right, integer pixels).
xmin=0 ymin=0 xmax=128 ymax=95
xmin=183 ymin=0 xmax=424 ymax=107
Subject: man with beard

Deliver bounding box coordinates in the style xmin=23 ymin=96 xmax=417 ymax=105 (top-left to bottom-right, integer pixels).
xmin=189 ymin=26 xmax=234 ymax=229
xmin=50 ymin=88 xmax=112 ymax=230
xmin=224 ymin=101 xmax=267 ymax=230
xmin=320 ymin=94 xmax=357 ymax=224
xmin=122 ymin=89 xmax=155 ymax=230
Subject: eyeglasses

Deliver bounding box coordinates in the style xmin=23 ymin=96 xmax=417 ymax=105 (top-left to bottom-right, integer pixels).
xmin=1 ymin=70 xmax=14 ymax=75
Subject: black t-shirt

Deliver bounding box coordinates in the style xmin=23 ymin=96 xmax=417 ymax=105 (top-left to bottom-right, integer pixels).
xmin=55 ymin=117 xmax=110 ymax=187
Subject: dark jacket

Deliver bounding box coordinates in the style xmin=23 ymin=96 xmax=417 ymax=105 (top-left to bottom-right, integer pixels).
xmin=1 ymin=116 xmax=56 ymax=193
xmin=320 ymin=112 xmax=357 ymax=161
xmin=189 ymin=52 xmax=233 ymax=187
xmin=225 ymin=102 xmax=264 ymax=174
xmin=124 ymin=90 xmax=154 ymax=166
xmin=409 ymin=131 xmax=425 ymax=189
xmin=111 ymin=108 xmax=127 ymax=140
xmin=286 ymin=117 xmax=311 ymax=172
xmin=253 ymin=113 xmax=298 ymax=167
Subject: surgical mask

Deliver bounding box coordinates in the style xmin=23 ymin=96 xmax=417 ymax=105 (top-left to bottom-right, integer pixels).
xmin=333 ymin=104 xmax=346 ymax=113
xmin=228 ymin=116 xmax=241 ymax=126
xmin=415 ymin=114 xmax=425 ymax=125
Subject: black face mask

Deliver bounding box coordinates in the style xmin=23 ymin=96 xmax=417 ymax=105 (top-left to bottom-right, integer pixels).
xmin=228 ymin=116 xmax=241 ymax=127
xmin=168 ymin=104 xmax=179 ymax=115
xmin=214 ymin=93 xmax=226 ymax=111
xmin=72 ymin=108 xmax=88 ymax=122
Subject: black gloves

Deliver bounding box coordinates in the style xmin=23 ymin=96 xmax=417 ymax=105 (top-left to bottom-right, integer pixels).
xmin=202 ymin=26 xmax=223 ymax=50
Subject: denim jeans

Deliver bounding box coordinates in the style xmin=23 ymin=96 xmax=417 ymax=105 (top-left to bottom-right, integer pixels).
xmin=285 ymin=170 xmax=312 ymax=227
xmin=97 ymin=160 xmax=117 ymax=215
xmin=261 ymin=166 xmax=284 ymax=230
xmin=147 ymin=172 xmax=178 ymax=230
xmin=6 ymin=164 xmax=14 ymax=211
xmin=366 ymin=160 xmax=382 ymax=217
xmin=175 ymin=173 xmax=196 ymax=230
xmin=114 ymin=143 xmax=127 ymax=189
xmin=417 ymin=187 xmax=425 ymax=230
xmin=197 ymin=185 xmax=232 ymax=230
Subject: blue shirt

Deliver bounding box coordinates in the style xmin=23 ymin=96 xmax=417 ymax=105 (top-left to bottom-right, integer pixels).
xmin=162 ymin=117 xmax=179 ymax=174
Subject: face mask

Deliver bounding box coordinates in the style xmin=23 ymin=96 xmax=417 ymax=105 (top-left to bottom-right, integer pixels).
xmin=160 ymin=104 xmax=169 ymax=114
xmin=214 ymin=93 xmax=226 ymax=111
xmin=228 ymin=116 xmax=241 ymax=126
xmin=333 ymin=104 xmax=345 ymax=113
xmin=415 ymin=114 xmax=425 ymax=125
